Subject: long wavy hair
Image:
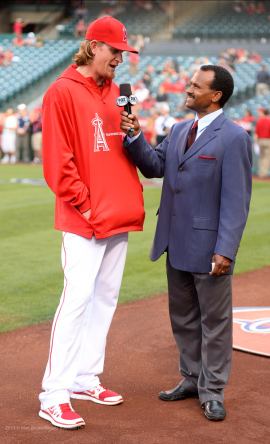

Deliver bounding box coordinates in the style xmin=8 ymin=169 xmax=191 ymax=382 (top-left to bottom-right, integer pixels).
xmin=73 ymin=40 xmax=103 ymax=66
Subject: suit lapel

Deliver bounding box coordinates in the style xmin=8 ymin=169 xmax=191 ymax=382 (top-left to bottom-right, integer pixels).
xmin=179 ymin=113 xmax=226 ymax=164
xmin=182 ymin=130 xmax=217 ymax=162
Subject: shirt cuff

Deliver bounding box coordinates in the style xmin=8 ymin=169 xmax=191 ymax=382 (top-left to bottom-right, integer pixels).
xmin=126 ymin=131 xmax=141 ymax=143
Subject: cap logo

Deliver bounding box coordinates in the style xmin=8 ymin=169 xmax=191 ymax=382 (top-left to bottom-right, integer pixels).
xmin=122 ymin=26 xmax=127 ymax=42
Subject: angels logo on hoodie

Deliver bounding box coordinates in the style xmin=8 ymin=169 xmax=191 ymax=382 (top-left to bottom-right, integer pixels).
xmin=91 ymin=113 xmax=109 ymax=152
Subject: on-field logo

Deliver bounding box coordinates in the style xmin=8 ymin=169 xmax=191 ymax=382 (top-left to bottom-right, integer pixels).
xmin=233 ymin=307 xmax=270 ymax=357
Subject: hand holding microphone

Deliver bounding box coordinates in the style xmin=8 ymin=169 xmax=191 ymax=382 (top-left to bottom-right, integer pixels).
xmin=117 ymin=83 xmax=140 ymax=137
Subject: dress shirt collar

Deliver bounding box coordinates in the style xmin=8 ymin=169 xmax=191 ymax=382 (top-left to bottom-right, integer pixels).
xmin=195 ymin=108 xmax=223 ymax=135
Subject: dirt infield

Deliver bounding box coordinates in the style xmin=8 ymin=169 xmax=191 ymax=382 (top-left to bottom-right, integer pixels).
xmin=0 ymin=267 xmax=269 ymax=444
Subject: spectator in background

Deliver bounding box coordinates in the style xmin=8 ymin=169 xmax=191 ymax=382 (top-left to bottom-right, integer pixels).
xmin=13 ymin=35 xmax=24 ymax=47
xmin=0 ymin=46 xmax=14 ymax=66
xmin=256 ymin=1 xmax=266 ymax=14
xmin=256 ymin=65 xmax=270 ymax=96
xmin=134 ymin=80 xmax=150 ymax=103
xmin=191 ymin=56 xmax=210 ymax=70
xmin=160 ymin=74 xmax=186 ymax=94
xmin=73 ymin=1 xmax=88 ymax=21
xmin=35 ymin=35 xmax=44 ymax=47
xmin=24 ymin=32 xmax=37 ymax=46
xmin=223 ymin=48 xmax=237 ymax=71
xmin=4 ymin=48 xmax=14 ymax=65
xmin=255 ymin=108 xmax=270 ymax=177
xmin=162 ymin=58 xmax=177 ymax=76
xmin=246 ymin=1 xmax=257 ymax=15
xmin=156 ymin=84 xmax=169 ymax=104
xmin=154 ymin=102 xmax=176 ymax=144
xmin=137 ymin=0 xmax=154 ymax=11
xmin=30 ymin=107 xmax=42 ymax=164
xmin=139 ymin=114 xmax=156 ymax=146
xmin=16 ymin=104 xmax=31 ymax=163
xmin=239 ymin=109 xmax=256 ymax=136
xmin=75 ymin=19 xmax=87 ymax=38
xmin=218 ymin=57 xmax=234 ymax=74
xmin=13 ymin=18 xmax=24 ymax=39
xmin=171 ymin=58 xmax=180 ymax=74
xmin=233 ymin=1 xmax=243 ymax=13
xmin=1 ymin=108 xmax=17 ymax=164
xmin=0 ymin=46 xmax=5 ymax=66
xmin=140 ymin=93 xmax=156 ymax=113
xmin=130 ymin=34 xmax=145 ymax=52
xmin=249 ymin=51 xmax=262 ymax=64
xmin=142 ymin=64 xmax=155 ymax=89
xmin=129 ymin=51 xmax=140 ymax=75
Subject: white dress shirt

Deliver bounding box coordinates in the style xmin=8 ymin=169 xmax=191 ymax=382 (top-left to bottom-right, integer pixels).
xmin=194 ymin=108 xmax=223 ymax=141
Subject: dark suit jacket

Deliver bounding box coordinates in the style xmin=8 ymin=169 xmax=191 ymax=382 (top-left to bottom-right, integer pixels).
xmin=125 ymin=113 xmax=252 ymax=273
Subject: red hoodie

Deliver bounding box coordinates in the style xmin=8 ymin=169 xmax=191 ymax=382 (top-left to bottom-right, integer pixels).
xmin=42 ymin=65 xmax=145 ymax=239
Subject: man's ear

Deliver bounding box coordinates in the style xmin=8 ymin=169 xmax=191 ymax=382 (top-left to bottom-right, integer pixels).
xmin=212 ymin=90 xmax=222 ymax=103
xmin=89 ymin=40 xmax=98 ymax=55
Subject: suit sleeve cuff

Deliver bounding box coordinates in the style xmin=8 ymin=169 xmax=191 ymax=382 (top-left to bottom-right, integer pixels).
xmin=126 ymin=131 xmax=141 ymax=144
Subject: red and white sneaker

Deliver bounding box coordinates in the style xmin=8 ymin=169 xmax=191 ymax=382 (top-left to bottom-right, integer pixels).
xmin=71 ymin=384 xmax=123 ymax=405
xmin=39 ymin=402 xmax=85 ymax=429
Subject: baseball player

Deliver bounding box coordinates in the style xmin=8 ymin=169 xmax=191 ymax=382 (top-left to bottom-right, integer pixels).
xmin=38 ymin=16 xmax=145 ymax=429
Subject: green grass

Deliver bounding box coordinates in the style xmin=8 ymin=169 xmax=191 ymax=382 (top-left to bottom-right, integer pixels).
xmin=0 ymin=165 xmax=269 ymax=332
xmin=234 ymin=180 xmax=270 ymax=273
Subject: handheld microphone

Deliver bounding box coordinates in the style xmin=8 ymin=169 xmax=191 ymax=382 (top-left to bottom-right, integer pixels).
xmin=116 ymin=83 xmax=137 ymax=137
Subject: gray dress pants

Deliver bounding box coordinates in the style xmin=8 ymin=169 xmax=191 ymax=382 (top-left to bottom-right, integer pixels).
xmin=166 ymin=256 xmax=232 ymax=404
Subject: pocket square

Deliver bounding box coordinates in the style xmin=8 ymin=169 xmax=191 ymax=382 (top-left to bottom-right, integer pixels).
xmin=198 ymin=155 xmax=216 ymax=160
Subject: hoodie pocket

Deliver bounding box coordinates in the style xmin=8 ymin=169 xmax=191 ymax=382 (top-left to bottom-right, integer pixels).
xmin=75 ymin=207 xmax=92 ymax=225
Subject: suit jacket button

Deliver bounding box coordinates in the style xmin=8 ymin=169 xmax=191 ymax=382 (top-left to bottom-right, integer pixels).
xmin=175 ymin=189 xmax=180 ymax=194
xmin=178 ymin=166 xmax=184 ymax=171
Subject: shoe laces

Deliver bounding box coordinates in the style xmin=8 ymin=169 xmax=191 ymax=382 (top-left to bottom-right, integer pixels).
xmin=91 ymin=384 xmax=106 ymax=395
xmin=51 ymin=403 xmax=73 ymax=416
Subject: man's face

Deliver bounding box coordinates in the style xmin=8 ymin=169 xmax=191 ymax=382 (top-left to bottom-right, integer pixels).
xmin=185 ymin=69 xmax=220 ymax=113
xmin=92 ymin=42 xmax=123 ymax=81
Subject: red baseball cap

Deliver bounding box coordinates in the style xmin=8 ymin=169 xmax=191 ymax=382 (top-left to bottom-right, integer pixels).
xmin=85 ymin=16 xmax=138 ymax=54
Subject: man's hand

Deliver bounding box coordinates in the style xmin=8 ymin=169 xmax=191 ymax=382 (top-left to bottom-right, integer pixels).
xmin=210 ymin=254 xmax=232 ymax=276
xmin=120 ymin=110 xmax=141 ymax=137
xmin=82 ymin=209 xmax=91 ymax=220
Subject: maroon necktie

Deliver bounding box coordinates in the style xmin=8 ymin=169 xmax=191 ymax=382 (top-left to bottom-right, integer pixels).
xmin=185 ymin=120 xmax=198 ymax=151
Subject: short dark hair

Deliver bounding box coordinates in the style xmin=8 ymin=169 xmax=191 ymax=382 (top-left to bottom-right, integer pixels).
xmin=200 ymin=65 xmax=234 ymax=107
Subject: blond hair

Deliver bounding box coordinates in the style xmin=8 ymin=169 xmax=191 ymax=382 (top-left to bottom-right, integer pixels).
xmin=73 ymin=40 xmax=94 ymax=66
xmin=73 ymin=40 xmax=104 ymax=66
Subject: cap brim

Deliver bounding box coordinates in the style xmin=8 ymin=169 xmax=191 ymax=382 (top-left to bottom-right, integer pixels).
xmin=103 ymin=41 xmax=138 ymax=53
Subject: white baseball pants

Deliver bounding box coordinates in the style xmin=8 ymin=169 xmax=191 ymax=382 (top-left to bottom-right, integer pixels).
xmin=39 ymin=231 xmax=128 ymax=409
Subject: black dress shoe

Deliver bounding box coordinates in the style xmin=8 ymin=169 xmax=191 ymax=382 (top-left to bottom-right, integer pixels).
xmin=202 ymin=400 xmax=226 ymax=421
xmin=159 ymin=382 xmax=198 ymax=401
